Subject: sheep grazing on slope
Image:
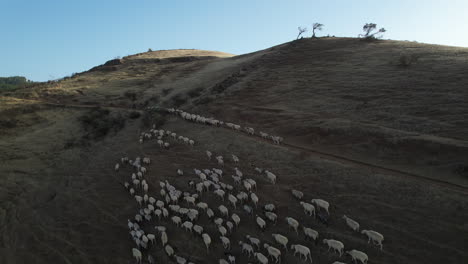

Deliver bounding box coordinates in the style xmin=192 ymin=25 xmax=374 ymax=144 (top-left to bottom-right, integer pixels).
xmin=272 ymin=233 xmax=289 ymax=250
xmin=323 ymin=239 xmax=344 ymax=256
xmin=361 ymin=230 xmax=384 ymax=250
xmin=346 ymin=249 xmax=369 ymax=264
xmin=132 ymin=248 xmax=142 ymax=264
xmin=291 ymin=189 xmax=304 ymax=200
xmin=264 ymin=243 xmax=281 ymax=263
xmin=343 ymin=215 xmax=360 ymax=232
xmin=291 ymin=244 xmax=312 ymax=263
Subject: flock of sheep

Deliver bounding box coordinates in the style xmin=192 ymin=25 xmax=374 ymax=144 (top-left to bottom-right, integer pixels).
xmin=114 ymin=108 xmax=385 ymax=263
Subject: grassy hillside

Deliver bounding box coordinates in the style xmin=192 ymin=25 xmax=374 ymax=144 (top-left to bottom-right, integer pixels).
xmin=1 ymin=40 xmax=468 ymax=264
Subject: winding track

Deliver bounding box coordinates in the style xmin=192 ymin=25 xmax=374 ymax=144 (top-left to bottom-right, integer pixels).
xmin=4 ymin=95 xmax=467 ymax=192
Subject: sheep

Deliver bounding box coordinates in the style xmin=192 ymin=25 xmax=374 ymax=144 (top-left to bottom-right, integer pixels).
xmin=246 ymin=178 xmax=257 ymax=190
xmin=216 ymin=156 xmax=224 ymax=166
xmin=250 ymin=193 xmax=259 ymax=208
xmin=214 ymin=189 xmax=225 ymax=201
xmin=323 ymin=239 xmax=344 ymax=256
xmin=171 ymin=132 xmax=177 ymax=139
xmin=260 ymin=132 xmax=269 ymax=139
xmin=232 ymin=154 xmax=239 ymax=163
xmin=161 ymin=231 xmax=168 ymax=246
xmin=228 ymin=194 xmax=238 ymax=208
xmin=124 ymin=182 xmax=130 ymax=189
xmin=174 ymin=255 xmax=187 ymax=264
xmin=165 ymin=244 xmax=174 ymax=257
xmin=286 ymin=217 xmax=299 ymax=234
xmin=245 ymin=127 xmax=255 ymax=135
xmin=197 ymin=202 xmax=208 ymax=211
xmin=193 ymin=225 xmax=203 ymax=235
xmin=343 ymin=215 xmax=360 ymax=232
xmin=225 ymin=254 xmax=235 ymax=264
xmin=206 ymin=208 xmax=215 ymax=219
xmin=184 ymin=196 xmax=196 ymax=206
xmin=172 ymin=216 xmax=182 ymax=226
xmin=114 ymin=163 xmax=120 ymax=172
xmin=177 ymin=169 xmax=184 ymax=176
xmin=303 ymin=227 xmax=319 ymax=244
xmin=148 ymin=254 xmax=155 ymax=264
xmin=226 ymin=221 xmax=234 ymax=233
xmin=202 ymin=233 xmax=211 ymax=252
xmin=265 ymin=212 xmax=277 ymax=224
xmin=264 ymin=203 xmax=276 ymax=212
xmin=135 ymin=214 xmax=143 ymax=222
xmin=232 ymin=175 xmax=242 ymax=185
xmin=243 ymin=205 xmax=253 ymax=215
xmin=239 ymin=241 xmax=254 ymax=257
xmin=182 ymin=221 xmax=193 ymax=232
xmin=206 ymin=151 xmax=212 ymax=160
xmin=311 ymin=199 xmax=330 ymax=215
xmin=218 ymin=225 xmax=228 ymax=237
xmin=219 ymin=205 xmax=229 ymax=217
xmin=147 ymin=233 xmax=156 ymax=244
xmin=256 ymin=215 xmax=266 ymax=230
xmin=129 ymin=188 xmax=135 ymax=196
xmin=189 ymin=139 xmax=195 ymax=146
xmin=346 ymin=249 xmax=368 ymax=264
xmin=300 ymin=202 xmax=316 ymax=217
xmin=220 ymin=236 xmax=231 ymax=249
xmin=272 ymin=233 xmax=288 ymax=250
xmin=291 ymin=244 xmax=312 ymax=263
xmin=219 ymin=259 xmax=229 ymax=264
xmin=254 ymin=252 xmax=269 ymax=264
xmin=132 ymin=248 xmax=142 ymax=264
xmin=361 ymin=230 xmax=384 ymax=250
xmin=162 ymin=208 xmax=169 ymax=218
xmin=231 ymin=213 xmax=240 ymax=227
xmin=214 ymin=217 xmax=224 ymax=226
xmin=234 ymin=167 xmax=243 ymax=178
xmin=154 ymin=225 xmax=166 ymax=233
xmin=264 ymin=170 xmax=277 ymax=184
xmin=164 ymin=142 xmax=170 ymax=149
xmin=237 ymin=192 xmax=249 ymax=203
xmin=187 ymin=209 xmax=199 ymax=222
xmin=264 ymin=243 xmax=281 ymax=264
xmin=246 ymin=235 xmax=261 ymax=249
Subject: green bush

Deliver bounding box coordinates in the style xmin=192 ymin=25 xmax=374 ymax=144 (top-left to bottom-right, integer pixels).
xmin=79 ymin=108 xmax=126 ymax=140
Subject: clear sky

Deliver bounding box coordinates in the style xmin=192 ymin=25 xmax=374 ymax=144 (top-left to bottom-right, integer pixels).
xmin=1 ymin=0 xmax=468 ymax=81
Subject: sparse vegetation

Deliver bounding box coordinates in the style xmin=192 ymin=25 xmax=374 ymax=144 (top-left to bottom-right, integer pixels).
xmin=128 ymin=111 xmax=141 ymax=119
xmin=124 ymin=91 xmax=137 ymax=101
xmin=162 ymin=88 xmax=173 ymax=96
xmin=170 ymin=93 xmax=188 ymax=107
xmin=187 ymin=87 xmax=204 ymax=98
xmin=148 ymin=48 xmax=153 ymax=52
xmin=0 ymin=76 xmax=33 ymax=91
xmin=398 ymin=53 xmax=418 ymax=67
xmin=142 ymin=111 xmax=166 ymax=128
xmin=297 ymin=27 xmax=307 ymax=39
xmin=311 ymin=23 xmax=324 ymax=38
xmin=78 ymin=107 xmax=126 ymax=140
xmin=359 ymin=23 xmax=386 ymax=40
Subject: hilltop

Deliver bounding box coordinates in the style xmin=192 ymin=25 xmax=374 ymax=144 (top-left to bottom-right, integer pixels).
xmin=1 ymin=38 xmax=467 ymax=264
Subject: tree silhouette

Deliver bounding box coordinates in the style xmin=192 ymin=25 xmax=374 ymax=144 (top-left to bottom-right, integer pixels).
xmin=297 ymin=27 xmax=307 ymax=39
xmin=359 ymin=23 xmax=386 ymax=39
xmin=312 ymin=23 xmax=324 ymax=38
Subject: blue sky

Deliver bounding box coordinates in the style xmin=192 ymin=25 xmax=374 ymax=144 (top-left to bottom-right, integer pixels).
xmin=1 ymin=0 xmax=468 ymax=81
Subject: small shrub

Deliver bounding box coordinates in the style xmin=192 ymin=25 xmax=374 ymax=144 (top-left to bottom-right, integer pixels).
xmin=124 ymin=91 xmax=137 ymax=101
xmin=129 ymin=111 xmax=141 ymax=119
xmin=79 ymin=108 xmax=126 ymax=140
xmin=170 ymin=94 xmax=188 ymax=107
xmin=398 ymin=53 xmax=418 ymax=67
xmin=188 ymin=87 xmax=204 ymax=98
xmin=142 ymin=111 xmax=166 ymax=128
xmin=162 ymin=88 xmax=173 ymax=96
xmin=194 ymin=96 xmax=214 ymax=105
xmin=148 ymin=48 xmax=153 ymax=52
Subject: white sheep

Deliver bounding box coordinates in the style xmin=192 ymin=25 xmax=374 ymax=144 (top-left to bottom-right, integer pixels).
xmin=228 ymin=194 xmax=238 ymax=208
xmin=114 ymin=163 xmax=120 ymax=172
xmin=206 ymin=150 xmax=212 ymax=160
xmin=197 ymin=202 xmax=208 ymax=211
xmin=135 ymin=195 xmax=143 ymax=207
xmin=226 ymin=221 xmax=234 ymax=233
xmin=264 ymin=243 xmax=281 ymax=264
xmin=272 ymin=233 xmax=288 ymax=250
xmin=286 ymin=217 xmax=299 ymax=234
xmin=265 ymin=212 xmax=277 ymax=224
xmin=161 ymin=231 xmax=168 ymax=246
xmin=250 ymin=193 xmax=259 ymax=208
xmin=232 ymin=154 xmax=239 ymax=163
xmin=129 ymin=188 xmax=135 ymax=196
xmin=264 ymin=170 xmax=277 ymax=184
xmin=189 ymin=139 xmax=195 ymax=146
xmin=214 ymin=189 xmax=225 ymax=201
xmin=346 ymin=249 xmax=368 ymax=264
xmin=218 ymin=225 xmax=228 ymax=237
xmin=300 ymin=202 xmax=316 ymax=217
xmin=219 ymin=205 xmax=229 ymax=217
xmin=132 ymin=248 xmax=142 ymax=264
xmin=193 ymin=224 xmax=203 ymax=235
xmin=311 ymin=199 xmax=330 ymax=215
xmin=291 ymin=244 xmax=312 ymax=263
xmin=260 ymin=131 xmax=269 ymax=139
xmin=171 ymin=216 xmax=182 ymax=226
xmin=323 ymin=239 xmax=344 ymax=256
xmin=246 ymin=178 xmax=257 ymax=190
xmin=239 ymin=241 xmax=254 ymax=257
xmin=182 ymin=221 xmax=193 ymax=232
xmin=256 ymin=215 xmax=266 ymax=230
xmin=202 ymin=233 xmax=211 ymax=252
xmin=177 ymin=169 xmax=184 ymax=176
xmin=184 ymin=196 xmax=196 ymax=206
xmin=361 ymin=230 xmax=384 ymax=250
xmin=231 ymin=213 xmax=240 ymax=227
xmin=246 ymin=235 xmax=261 ymax=249
xmin=264 ymin=203 xmax=276 ymax=212
xmin=303 ymin=227 xmax=319 ymax=243
xmin=220 ymin=236 xmax=230 ymax=249
xmin=164 ymin=142 xmax=170 ymax=148
xmin=343 ymin=215 xmax=360 ymax=232
xmin=254 ymin=252 xmax=269 ymax=264
xmin=206 ymin=208 xmax=214 ymax=218
xmin=165 ymin=244 xmax=174 ymax=257
xmin=147 ymin=233 xmax=155 ymax=244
